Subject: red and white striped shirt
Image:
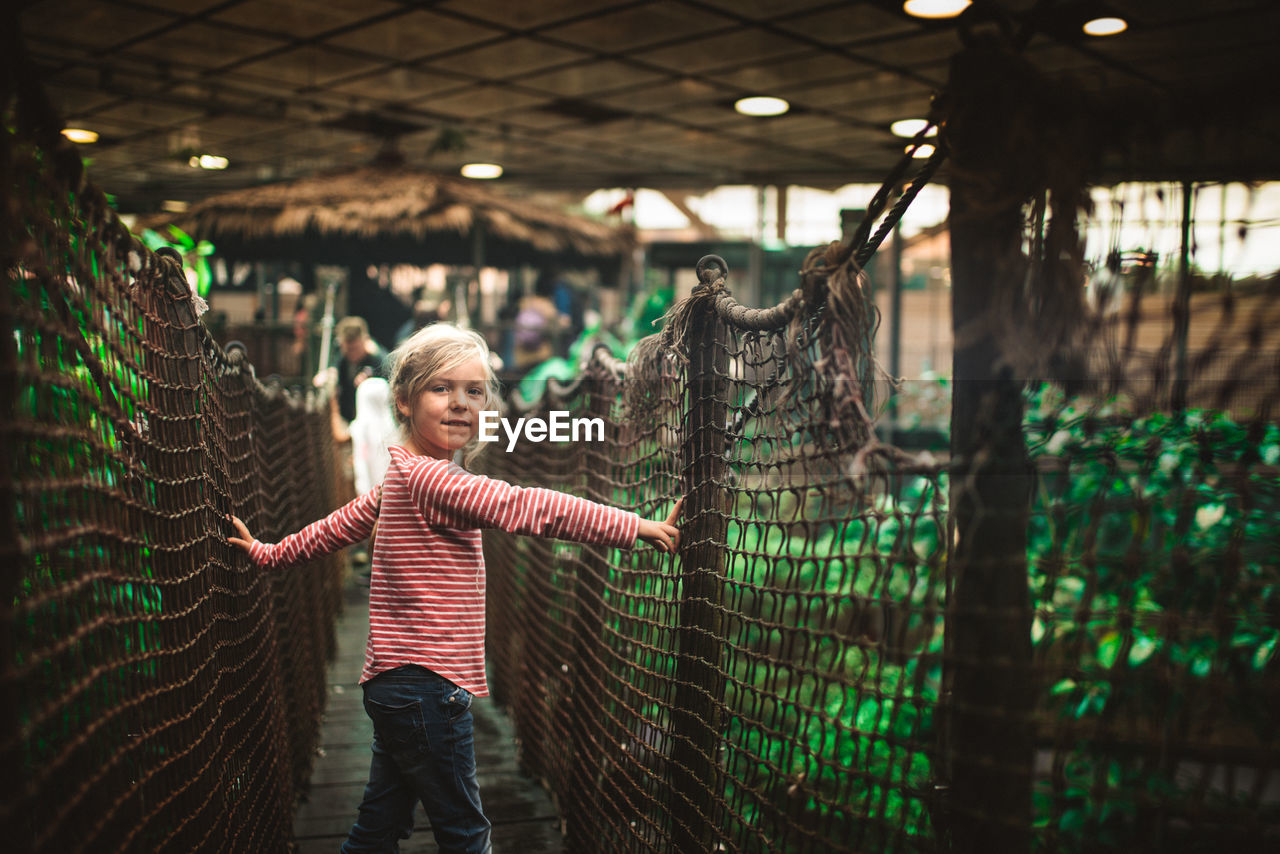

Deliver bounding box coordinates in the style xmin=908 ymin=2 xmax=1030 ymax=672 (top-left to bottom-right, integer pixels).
xmin=249 ymin=444 xmax=641 ymax=696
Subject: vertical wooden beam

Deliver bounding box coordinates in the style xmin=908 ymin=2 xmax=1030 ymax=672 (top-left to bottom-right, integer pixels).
xmin=1172 ymin=180 xmax=1194 ymax=412
xmin=889 ymin=222 xmax=904 ymax=426
xmin=941 ymin=39 xmax=1035 ymax=854
xmin=776 ymin=184 xmax=788 ymax=243
xmin=669 ymin=259 xmax=729 ymax=853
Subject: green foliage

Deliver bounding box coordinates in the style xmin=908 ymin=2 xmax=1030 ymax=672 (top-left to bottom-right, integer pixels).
xmin=1024 ymin=382 xmax=1280 ymax=849
xmin=621 ymin=268 xmax=676 ymax=344
xmin=717 ymin=475 xmax=947 ymax=850
xmin=516 ymin=355 xmax=575 ymax=403
xmin=892 ymin=371 xmax=951 ymax=431
xmin=140 ymin=224 xmax=215 ymax=297
xmin=703 ymin=380 xmax=1277 ymax=849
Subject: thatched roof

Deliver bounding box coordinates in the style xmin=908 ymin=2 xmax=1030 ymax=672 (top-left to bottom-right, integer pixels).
xmin=146 ymin=164 xmax=633 ymax=270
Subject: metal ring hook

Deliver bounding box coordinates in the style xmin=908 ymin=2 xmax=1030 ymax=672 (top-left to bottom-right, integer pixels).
xmin=696 ymin=254 xmax=728 ymax=286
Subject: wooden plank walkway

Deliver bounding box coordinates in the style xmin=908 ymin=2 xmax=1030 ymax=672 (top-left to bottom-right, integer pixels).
xmin=292 ymin=573 xmax=567 ymax=853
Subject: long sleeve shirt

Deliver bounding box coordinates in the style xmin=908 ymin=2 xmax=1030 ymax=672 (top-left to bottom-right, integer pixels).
xmin=248 ymin=444 xmax=641 ymax=695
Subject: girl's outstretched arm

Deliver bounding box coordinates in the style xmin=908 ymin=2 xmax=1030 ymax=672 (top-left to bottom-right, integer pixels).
xmin=225 ymin=487 xmax=380 ymax=568
xmin=409 ymin=458 xmax=680 ymax=552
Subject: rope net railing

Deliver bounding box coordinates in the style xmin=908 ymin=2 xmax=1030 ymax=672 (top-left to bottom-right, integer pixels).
xmin=483 ymin=171 xmax=1280 ymax=854
xmin=484 ymin=256 xmax=1280 ymax=853
xmin=2 ymin=93 xmax=346 ymax=851
xmin=484 ymin=249 xmax=948 ymax=853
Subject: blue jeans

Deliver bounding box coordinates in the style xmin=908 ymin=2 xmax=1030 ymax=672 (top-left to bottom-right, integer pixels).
xmin=340 ymin=666 xmax=492 ymax=854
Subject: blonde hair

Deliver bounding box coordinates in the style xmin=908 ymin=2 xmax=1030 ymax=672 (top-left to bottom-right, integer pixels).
xmin=335 ymin=316 xmax=369 ymax=344
xmin=385 ymin=323 xmax=501 ymax=466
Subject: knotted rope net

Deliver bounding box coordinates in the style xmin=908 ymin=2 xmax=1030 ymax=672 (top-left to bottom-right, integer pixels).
xmin=2 ymin=66 xmax=346 ymax=853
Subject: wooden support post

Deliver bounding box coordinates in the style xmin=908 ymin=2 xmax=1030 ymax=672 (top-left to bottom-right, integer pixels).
xmin=776 ymin=183 xmax=788 ymax=243
xmin=889 ymin=221 xmax=904 ymax=426
xmin=941 ymin=39 xmax=1035 ymax=854
xmin=1172 ymin=180 xmax=1193 ymax=412
xmin=669 ymin=259 xmax=730 ymax=853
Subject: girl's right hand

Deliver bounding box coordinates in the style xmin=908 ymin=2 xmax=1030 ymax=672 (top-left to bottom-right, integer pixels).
xmin=226 ymin=515 xmax=258 ymax=554
xmin=637 ymin=498 xmax=683 ymax=554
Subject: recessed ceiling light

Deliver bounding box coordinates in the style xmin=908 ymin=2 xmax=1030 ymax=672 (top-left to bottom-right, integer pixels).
xmin=903 ymin=0 xmax=971 ymax=19
xmin=890 ymin=119 xmax=938 ymax=138
xmin=461 ymin=162 xmax=503 ymax=179
xmin=734 ymin=96 xmax=790 ymax=117
xmin=1083 ymin=16 xmax=1127 ymax=36
xmin=907 ymin=143 xmax=937 ymax=159
xmin=61 ymin=128 xmax=99 ymax=144
xmin=188 ymin=154 xmax=229 ymax=170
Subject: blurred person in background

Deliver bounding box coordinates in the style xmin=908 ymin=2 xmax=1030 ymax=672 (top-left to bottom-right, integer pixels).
xmin=292 ymin=292 xmax=320 ymax=376
xmin=350 ymin=377 xmax=398 ymax=497
xmin=511 ymin=289 xmax=561 ymax=372
xmin=346 ymin=376 xmax=398 ymax=572
xmin=536 ymin=268 xmax=583 ymax=359
xmin=327 ymin=316 xmax=385 ymax=441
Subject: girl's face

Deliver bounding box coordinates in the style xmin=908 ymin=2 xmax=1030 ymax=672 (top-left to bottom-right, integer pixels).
xmin=396 ymin=356 xmax=488 ymax=460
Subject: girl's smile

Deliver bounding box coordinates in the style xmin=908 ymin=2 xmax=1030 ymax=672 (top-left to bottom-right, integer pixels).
xmin=396 ymin=356 xmax=488 ymax=460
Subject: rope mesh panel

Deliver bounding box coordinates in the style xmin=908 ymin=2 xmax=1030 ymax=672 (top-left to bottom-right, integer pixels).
xmin=2 ymin=103 xmax=345 ymax=852
xmin=484 ymin=256 xmax=949 ymax=853
xmin=484 ymin=259 xmax=1280 ymax=851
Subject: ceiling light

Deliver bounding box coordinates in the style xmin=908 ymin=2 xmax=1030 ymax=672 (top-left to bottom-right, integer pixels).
xmin=188 ymin=154 xmax=229 ymax=170
xmin=1083 ymin=16 xmax=1127 ymax=36
xmin=907 ymin=143 xmax=936 ymax=159
xmin=890 ymin=119 xmax=938 ymax=138
xmin=461 ymin=162 xmax=503 ymax=179
xmin=903 ymin=0 xmax=971 ymax=19
xmin=734 ymin=96 xmax=790 ymax=117
xmin=61 ymin=128 xmax=99 ymax=144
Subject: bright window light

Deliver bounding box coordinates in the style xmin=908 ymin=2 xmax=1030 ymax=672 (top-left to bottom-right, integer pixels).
xmin=1083 ymin=16 xmax=1127 ymax=36
xmin=461 ymin=162 xmax=503 ymax=179
xmin=890 ymin=119 xmax=938 ymax=138
xmin=734 ymin=96 xmax=790 ymax=117
xmin=903 ymin=0 xmax=971 ymax=19
xmin=61 ymin=128 xmax=99 ymax=144
xmin=908 ymin=143 xmax=937 ymax=159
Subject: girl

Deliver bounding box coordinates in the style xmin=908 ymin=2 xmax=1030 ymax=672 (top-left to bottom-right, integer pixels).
xmin=227 ymin=323 xmax=681 ymax=854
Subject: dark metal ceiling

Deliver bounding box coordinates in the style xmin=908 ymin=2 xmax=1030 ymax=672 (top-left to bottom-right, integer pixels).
xmin=15 ymin=0 xmax=1280 ymax=212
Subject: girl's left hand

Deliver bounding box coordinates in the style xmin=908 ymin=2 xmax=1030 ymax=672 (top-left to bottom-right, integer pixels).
xmin=638 ymin=497 xmax=683 ymax=554
xmin=226 ymin=515 xmax=259 ymax=554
